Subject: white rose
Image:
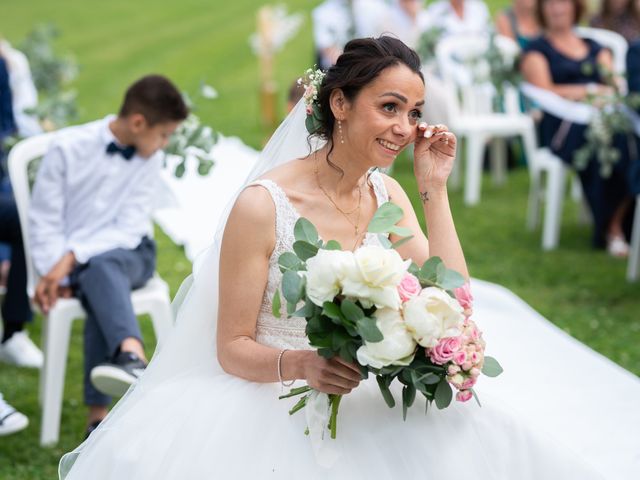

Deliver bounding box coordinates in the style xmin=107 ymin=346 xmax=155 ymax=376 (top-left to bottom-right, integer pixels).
xmin=356 ymin=308 xmax=417 ymax=369
xmin=403 ymin=287 xmax=465 ymax=348
xmin=304 ymin=249 xmax=354 ymax=306
xmin=341 ymin=246 xmax=408 ymax=309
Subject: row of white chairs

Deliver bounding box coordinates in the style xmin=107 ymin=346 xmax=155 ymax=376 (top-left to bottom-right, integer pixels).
xmin=434 ymin=27 xmax=639 ymax=281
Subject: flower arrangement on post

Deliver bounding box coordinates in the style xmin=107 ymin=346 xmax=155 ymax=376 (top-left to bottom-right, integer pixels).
xmin=164 ymin=82 xmax=218 ymax=178
xmin=273 ymin=202 xmax=503 ymax=440
xmin=572 ymin=74 xmax=640 ymax=178
xmin=19 ymin=23 xmax=79 ymax=131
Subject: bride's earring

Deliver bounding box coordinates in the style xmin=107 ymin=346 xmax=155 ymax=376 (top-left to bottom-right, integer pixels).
xmin=338 ymin=119 xmax=345 ymax=144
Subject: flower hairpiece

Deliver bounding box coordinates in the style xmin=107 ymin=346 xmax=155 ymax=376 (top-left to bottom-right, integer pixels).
xmin=297 ymin=67 xmax=326 ymax=134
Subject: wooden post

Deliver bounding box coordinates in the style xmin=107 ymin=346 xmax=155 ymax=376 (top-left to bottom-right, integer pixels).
xmin=257 ymin=6 xmax=278 ymax=130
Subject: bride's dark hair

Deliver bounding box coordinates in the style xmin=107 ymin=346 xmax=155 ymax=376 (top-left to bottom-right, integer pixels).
xmin=315 ymin=36 xmax=424 ymax=143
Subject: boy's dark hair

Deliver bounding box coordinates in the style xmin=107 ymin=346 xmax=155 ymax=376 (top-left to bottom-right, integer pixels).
xmin=119 ymin=75 xmax=189 ymax=125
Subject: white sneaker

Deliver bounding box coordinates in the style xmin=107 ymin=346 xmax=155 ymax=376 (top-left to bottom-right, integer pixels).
xmin=0 ymin=394 xmax=29 ymax=436
xmin=0 ymin=331 xmax=44 ymax=368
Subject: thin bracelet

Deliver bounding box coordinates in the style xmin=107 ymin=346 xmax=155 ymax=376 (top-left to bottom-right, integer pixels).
xmin=277 ymin=349 xmax=295 ymax=387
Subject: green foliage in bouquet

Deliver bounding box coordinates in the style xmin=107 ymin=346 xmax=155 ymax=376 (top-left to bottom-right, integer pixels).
xmin=164 ymin=82 xmax=219 ymax=178
xmin=19 ymin=23 xmax=79 ymax=130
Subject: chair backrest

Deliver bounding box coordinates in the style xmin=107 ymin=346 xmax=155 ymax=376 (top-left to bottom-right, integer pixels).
xmin=575 ymin=26 xmax=628 ymax=77
xmin=7 ymin=133 xmax=56 ymax=298
xmin=435 ymin=34 xmax=521 ymax=117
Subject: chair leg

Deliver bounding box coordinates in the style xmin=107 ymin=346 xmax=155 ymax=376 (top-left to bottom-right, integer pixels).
xmin=627 ymin=196 xmax=640 ymax=282
xmin=542 ymin=164 xmax=567 ymax=250
xmin=527 ymin=169 xmax=542 ymax=231
xmin=40 ymin=313 xmax=74 ymax=446
xmin=490 ymin=138 xmax=507 ymax=186
xmin=464 ymin=134 xmax=485 ymax=206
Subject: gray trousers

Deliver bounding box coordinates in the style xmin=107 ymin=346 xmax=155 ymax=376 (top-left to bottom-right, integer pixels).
xmin=70 ymin=237 xmax=156 ymax=406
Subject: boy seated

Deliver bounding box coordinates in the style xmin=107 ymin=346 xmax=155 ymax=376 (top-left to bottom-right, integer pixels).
xmin=28 ymin=74 xmax=188 ymax=435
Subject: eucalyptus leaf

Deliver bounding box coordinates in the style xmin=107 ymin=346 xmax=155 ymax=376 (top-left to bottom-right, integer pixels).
xmin=324 ymin=240 xmax=342 ymax=250
xmin=435 ymin=263 xmax=466 ymax=290
xmin=293 ymin=299 xmax=316 ymax=318
xmin=340 ymin=300 xmax=364 ymax=322
xmin=367 ymin=202 xmax=405 ymax=233
xmin=402 ymin=383 xmax=417 ymax=421
xmin=293 ymin=240 xmax=319 ymax=261
xmin=376 ymin=375 xmax=396 ymax=408
xmin=434 ymin=379 xmax=453 ymax=409
xmin=356 ymin=317 xmax=383 ymax=343
xmin=388 ymin=225 xmax=412 ymax=237
xmin=294 ymin=217 xmax=319 ymax=244
xmin=391 ymin=235 xmax=414 ymax=249
xmin=278 ymin=252 xmax=304 ymax=273
xmin=272 ymin=289 xmax=281 ymax=318
xmin=420 ymin=256 xmax=442 ymax=283
xmin=282 ymin=271 xmax=304 ymax=304
xmin=322 ymin=302 xmax=344 ymax=321
xmin=482 ymin=356 xmax=504 ymax=377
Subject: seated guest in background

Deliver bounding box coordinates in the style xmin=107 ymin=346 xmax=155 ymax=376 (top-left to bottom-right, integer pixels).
xmin=0 ymin=192 xmax=41 ymax=368
xmin=590 ymin=0 xmax=640 ymax=44
xmin=626 ymin=39 xmax=640 ymax=195
xmin=425 ymin=0 xmax=490 ymax=38
xmin=312 ymin=0 xmax=388 ymax=68
xmin=381 ymin=0 xmax=432 ymax=50
xmin=495 ymin=0 xmax=542 ymax=49
xmin=29 ymin=75 xmax=188 ymax=436
xmin=0 ymin=56 xmax=41 ymax=368
xmin=521 ymin=0 xmax=636 ymax=256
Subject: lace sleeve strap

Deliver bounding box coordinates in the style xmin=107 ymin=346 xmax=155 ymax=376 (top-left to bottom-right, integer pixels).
xmin=368 ymin=169 xmax=390 ymax=206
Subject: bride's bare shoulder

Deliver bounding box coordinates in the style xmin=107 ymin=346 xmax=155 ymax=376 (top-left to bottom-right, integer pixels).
xmin=258 ymin=156 xmax=312 ymax=187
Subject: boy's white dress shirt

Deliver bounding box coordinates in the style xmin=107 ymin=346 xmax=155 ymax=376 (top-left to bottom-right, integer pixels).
xmin=29 ymin=115 xmax=162 ymax=276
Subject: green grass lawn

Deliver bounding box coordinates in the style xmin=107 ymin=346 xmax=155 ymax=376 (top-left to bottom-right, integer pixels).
xmin=1 ymin=0 xmax=639 ymax=478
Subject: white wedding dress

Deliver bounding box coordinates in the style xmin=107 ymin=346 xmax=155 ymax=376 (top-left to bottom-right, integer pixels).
xmin=59 ymin=169 xmax=640 ymax=479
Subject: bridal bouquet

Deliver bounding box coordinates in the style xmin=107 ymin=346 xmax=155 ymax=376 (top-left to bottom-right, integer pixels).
xmin=273 ymin=203 xmax=502 ymax=439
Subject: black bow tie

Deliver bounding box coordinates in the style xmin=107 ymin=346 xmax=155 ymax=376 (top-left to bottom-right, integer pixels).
xmin=106 ymin=141 xmax=136 ymax=160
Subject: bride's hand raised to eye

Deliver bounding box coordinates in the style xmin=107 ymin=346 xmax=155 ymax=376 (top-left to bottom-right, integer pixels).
xmin=413 ymin=122 xmax=457 ymax=190
xmin=301 ymin=352 xmax=362 ymax=395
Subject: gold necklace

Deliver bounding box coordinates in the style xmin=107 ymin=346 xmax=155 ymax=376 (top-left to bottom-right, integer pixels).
xmin=314 ymin=156 xmax=363 ymax=240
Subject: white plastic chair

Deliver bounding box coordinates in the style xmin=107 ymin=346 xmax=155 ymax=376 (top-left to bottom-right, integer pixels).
xmin=575 ymin=27 xmax=628 ymax=79
xmin=435 ymin=34 xmax=538 ymax=205
xmin=7 ymin=133 xmax=175 ymax=446
xmin=628 ymin=195 xmax=640 ymax=281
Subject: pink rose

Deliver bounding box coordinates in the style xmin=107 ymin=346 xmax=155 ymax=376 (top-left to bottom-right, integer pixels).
xmin=447 ymin=364 xmax=461 ymax=376
xmin=470 ymin=367 xmax=481 ymax=378
xmin=461 ymin=377 xmax=477 ymax=389
xmin=453 ymin=350 xmax=467 ymax=366
xmin=429 ymin=336 xmax=462 ymax=365
xmin=454 ymin=283 xmax=473 ymax=316
xmin=456 ymin=390 xmax=473 ymax=402
xmin=397 ymin=273 xmax=422 ymax=302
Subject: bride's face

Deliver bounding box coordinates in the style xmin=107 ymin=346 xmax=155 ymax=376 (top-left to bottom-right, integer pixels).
xmin=340 ymin=64 xmax=425 ymax=169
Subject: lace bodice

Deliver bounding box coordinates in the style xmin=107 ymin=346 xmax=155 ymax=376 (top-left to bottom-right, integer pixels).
xmin=250 ymin=171 xmax=389 ymax=350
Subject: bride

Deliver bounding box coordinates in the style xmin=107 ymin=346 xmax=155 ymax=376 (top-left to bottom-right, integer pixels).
xmin=60 ymin=37 xmax=629 ymax=479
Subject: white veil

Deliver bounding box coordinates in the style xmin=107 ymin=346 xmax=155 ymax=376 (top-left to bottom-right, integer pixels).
xmin=59 ymin=100 xmax=326 ymax=477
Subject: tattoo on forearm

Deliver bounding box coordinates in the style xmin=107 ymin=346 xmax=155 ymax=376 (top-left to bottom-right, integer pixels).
xmin=419 ymin=191 xmax=430 ymax=203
